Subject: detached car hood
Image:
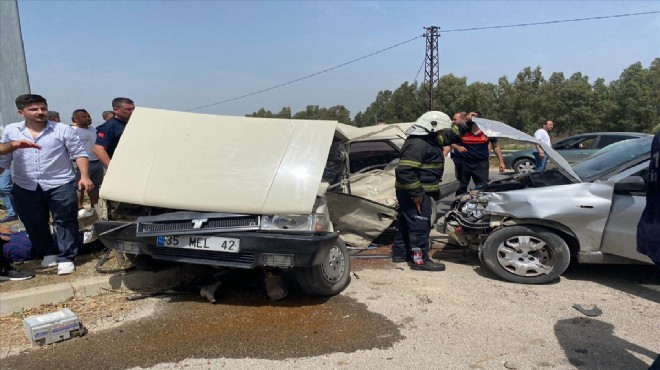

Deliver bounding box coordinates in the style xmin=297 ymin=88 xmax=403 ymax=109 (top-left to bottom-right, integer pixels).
xmin=473 ymin=118 xmax=581 ymax=182
xmin=100 ymin=107 xmax=337 ymax=214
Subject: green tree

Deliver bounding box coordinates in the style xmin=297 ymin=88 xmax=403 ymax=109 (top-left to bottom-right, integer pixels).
xmin=433 ymin=74 xmax=469 ymax=114
xmin=246 ymin=108 xmax=274 ymax=118
xmin=510 ymin=66 xmax=545 ymax=133
xmin=609 ymin=62 xmax=655 ymax=132
xmin=275 ymin=106 xmax=292 ymax=119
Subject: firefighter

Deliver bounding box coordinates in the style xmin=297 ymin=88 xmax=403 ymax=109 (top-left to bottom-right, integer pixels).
xmin=392 ymin=111 xmax=451 ymax=271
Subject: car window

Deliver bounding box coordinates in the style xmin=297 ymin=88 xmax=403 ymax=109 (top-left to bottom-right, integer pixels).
xmin=348 ymin=141 xmax=400 ymax=173
xmin=572 ymin=137 xmax=653 ymax=181
xmin=596 ymin=135 xmax=636 ymax=149
xmin=554 ymin=136 xmax=596 ymax=150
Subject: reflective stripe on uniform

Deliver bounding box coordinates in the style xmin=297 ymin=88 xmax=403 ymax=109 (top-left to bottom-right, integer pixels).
xmin=421 ymin=183 xmax=440 ymax=191
xmin=420 ymin=163 xmax=444 ymax=169
xmin=398 ymin=159 xmax=422 ymax=168
xmin=395 ymin=181 xmax=422 ymax=189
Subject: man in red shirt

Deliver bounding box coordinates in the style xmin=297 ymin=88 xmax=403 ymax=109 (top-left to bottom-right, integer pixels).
xmin=449 ymin=116 xmax=505 ymax=195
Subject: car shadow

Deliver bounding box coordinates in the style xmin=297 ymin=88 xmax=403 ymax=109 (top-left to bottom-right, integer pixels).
xmin=561 ymin=261 xmax=660 ymax=304
xmin=554 ymin=317 xmax=657 ymax=368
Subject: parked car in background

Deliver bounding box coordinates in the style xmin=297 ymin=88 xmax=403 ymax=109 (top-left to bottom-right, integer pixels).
xmin=94 ymin=108 xmax=457 ymax=296
xmin=503 ymin=132 xmax=651 ymax=173
xmin=442 ymin=118 xmax=654 ymax=284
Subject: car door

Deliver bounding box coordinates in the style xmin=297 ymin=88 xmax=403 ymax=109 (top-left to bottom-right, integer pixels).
xmin=599 ymin=163 xmax=654 ymax=263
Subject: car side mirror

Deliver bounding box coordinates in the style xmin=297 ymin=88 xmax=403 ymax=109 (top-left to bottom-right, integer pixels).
xmin=613 ymin=176 xmax=645 ymax=193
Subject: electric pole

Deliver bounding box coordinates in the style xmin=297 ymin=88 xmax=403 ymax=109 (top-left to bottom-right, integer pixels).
xmin=423 ymin=26 xmax=440 ymax=111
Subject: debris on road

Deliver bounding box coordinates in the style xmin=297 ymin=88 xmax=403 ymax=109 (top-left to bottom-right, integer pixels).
xmin=23 ymin=308 xmax=85 ymax=346
xmin=572 ymin=304 xmax=603 ymax=317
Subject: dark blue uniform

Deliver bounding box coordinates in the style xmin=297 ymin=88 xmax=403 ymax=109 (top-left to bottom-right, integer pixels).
xmin=393 ymin=133 xmax=447 ymax=265
xmin=95 ymin=116 xmax=127 ymax=159
xmin=637 ymin=131 xmax=660 ymax=265
xmin=449 ymin=121 xmax=497 ymax=195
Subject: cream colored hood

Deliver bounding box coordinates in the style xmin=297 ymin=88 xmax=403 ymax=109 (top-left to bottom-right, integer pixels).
xmin=100 ymin=108 xmax=338 ymax=214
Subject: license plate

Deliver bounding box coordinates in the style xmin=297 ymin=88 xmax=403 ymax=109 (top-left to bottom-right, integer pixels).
xmin=156 ymin=235 xmax=240 ymax=253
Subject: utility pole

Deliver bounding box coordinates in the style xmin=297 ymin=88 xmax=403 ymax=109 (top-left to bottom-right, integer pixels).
xmin=423 ymin=26 xmax=440 ymax=111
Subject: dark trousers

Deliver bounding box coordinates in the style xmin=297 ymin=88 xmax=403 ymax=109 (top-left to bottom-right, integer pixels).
xmin=452 ymin=154 xmax=463 ymax=181
xmin=12 ymin=181 xmax=79 ymax=263
xmin=456 ymin=159 xmax=490 ymax=195
xmin=0 ymin=239 xmax=11 ymax=268
xmin=392 ymin=190 xmax=433 ymax=262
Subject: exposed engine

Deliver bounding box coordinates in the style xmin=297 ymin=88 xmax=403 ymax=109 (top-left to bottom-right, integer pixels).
xmin=443 ymin=169 xmax=572 ymax=249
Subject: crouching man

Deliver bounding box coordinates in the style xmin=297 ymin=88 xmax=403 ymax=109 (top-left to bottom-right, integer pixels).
xmin=392 ymin=111 xmax=451 ymax=271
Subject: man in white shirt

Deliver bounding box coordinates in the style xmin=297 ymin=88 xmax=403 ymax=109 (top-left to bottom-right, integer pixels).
xmin=533 ymin=120 xmax=554 ymax=172
xmin=71 ymin=109 xmax=104 ymax=217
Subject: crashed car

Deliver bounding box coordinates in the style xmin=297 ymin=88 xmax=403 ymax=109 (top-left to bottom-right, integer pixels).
xmin=442 ymin=118 xmax=654 ymax=284
xmin=94 ymin=108 xmax=455 ymax=296
xmin=503 ymin=131 xmax=649 ymax=174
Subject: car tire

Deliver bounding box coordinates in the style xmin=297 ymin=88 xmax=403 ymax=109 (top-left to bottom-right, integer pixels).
xmin=295 ymin=239 xmax=351 ymax=296
xmin=481 ymin=225 xmax=570 ymax=284
xmin=512 ymin=158 xmax=536 ymax=174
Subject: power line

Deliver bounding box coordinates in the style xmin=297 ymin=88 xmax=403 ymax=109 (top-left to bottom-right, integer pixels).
xmin=185 ymin=10 xmax=660 ymax=112
xmin=185 ymin=35 xmax=423 ymax=111
xmin=442 ymin=10 xmax=660 ymax=33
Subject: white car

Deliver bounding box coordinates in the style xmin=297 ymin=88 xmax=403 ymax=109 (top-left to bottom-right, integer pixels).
xmin=94 ymin=108 xmax=457 ymax=296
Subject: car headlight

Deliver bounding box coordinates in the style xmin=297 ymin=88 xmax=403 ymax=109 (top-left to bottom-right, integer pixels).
xmin=459 ymin=193 xmax=491 ymax=221
xmin=262 ymin=214 xmax=330 ymax=233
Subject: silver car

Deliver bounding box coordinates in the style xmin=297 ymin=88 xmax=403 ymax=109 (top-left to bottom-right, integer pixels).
xmin=442 ymin=118 xmax=654 ymax=284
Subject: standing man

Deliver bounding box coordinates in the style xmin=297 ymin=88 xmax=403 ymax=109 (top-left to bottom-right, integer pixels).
xmin=636 ymin=130 xmax=660 ymax=369
xmin=71 ymin=109 xmax=104 ymax=217
xmin=533 ymin=120 xmax=554 ymax=172
xmin=0 ymin=94 xmax=93 ymax=276
xmin=47 ymin=111 xmax=61 ymax=122
xmin=450 ymin=112 xmax=469 ymax=181
xmin=449 ymin=116 xmax=505 ymax=195
xmin=392 ymin=111 xmax=450 ymax=271
xmin=637 ymin=130 xmax=660 ymax=266
xmin=0 ymin=139 xmax=42 ymax=281
xmin=101 ymin=111 xmax=114 ymax=122
xmin=93 ymin=97 xmax=135 ymax=168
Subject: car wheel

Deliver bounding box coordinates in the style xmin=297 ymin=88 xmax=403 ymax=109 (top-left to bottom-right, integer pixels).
xmin=295 ymin=239 xmax=351 ymax=296
xmin=481 ymin=225 xmax=570 ymax=284
xmin=513 ymin=158 xmax=536 ymax=174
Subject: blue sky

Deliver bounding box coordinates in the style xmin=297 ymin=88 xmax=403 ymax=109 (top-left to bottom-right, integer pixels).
xmin=16 ymin=0 xmax=660 ymax=123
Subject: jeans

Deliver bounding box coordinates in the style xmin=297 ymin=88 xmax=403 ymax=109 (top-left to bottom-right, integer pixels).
xmin=533 ymin=151 xmax=548 ymax=172
xmin=0 ymin=170 xmax=17 ymax=217
xmin=11 ymin=181 xmax=80 ymax=262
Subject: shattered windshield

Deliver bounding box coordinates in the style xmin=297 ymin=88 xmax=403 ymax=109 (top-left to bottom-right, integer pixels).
xmin=572 ymin=136 xmax=652 ymax=181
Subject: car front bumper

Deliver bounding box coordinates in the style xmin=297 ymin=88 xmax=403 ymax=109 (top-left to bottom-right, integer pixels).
xmin=94 ymin=221 xmax=339 ymax=269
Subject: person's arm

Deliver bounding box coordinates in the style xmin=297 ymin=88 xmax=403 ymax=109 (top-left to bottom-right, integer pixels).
xmin=93 ymin=144 xmax=111 ymax=168
xmin=448 ymin=127 xmax=467 ymax=153
xmin=0 ymin=140 xmax=41 ymax=155
xmin=492 ymin=141 xmax=505 ymax=172
xmin=74 ymin=156 xmax=94 ymax=192
xmin=536 ymin=144 xmax=545 ymax=158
